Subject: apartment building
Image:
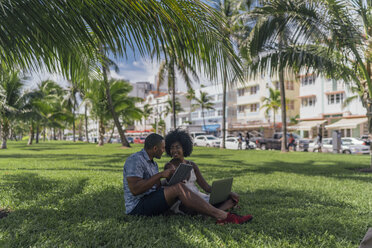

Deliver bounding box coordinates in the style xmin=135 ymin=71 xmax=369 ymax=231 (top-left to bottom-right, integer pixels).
xmin=294 ymin=74 xmax=367 ymax=138
xmin=188 ymin=84 xmax=237 ymax=135
xmin=230 ymin=76 xmax=300 ymax=136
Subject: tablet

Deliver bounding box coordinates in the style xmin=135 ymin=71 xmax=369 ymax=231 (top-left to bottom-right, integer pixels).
xmin=166 ymin=163 xmax=193 ymax=186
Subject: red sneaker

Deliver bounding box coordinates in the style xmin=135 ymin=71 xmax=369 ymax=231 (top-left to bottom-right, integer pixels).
xmin=216 ymin=213 xmax=253 ymax=225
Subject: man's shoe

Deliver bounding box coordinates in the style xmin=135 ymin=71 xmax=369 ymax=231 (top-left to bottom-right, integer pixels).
xmin=216 ymin=213 xmax=253 ymax=225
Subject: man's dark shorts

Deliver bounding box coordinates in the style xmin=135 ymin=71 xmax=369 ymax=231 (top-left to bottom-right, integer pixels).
xmin=129 ymin=188 xmax=170 ymax=216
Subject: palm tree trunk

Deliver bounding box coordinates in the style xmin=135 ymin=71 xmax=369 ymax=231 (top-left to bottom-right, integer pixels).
xmin=172 ymin=81 xmax=176 ymax=129
xmin=36 ymin=124 xmax=39 ymax=144
xmin=85 ymin=105 xmax=89 ymax=143
xmin=101 ymin=49 xmax=130 ymax=148
xmin=43 ymin=125 xmax=46 ymax=142
xmin=279 ymin=69 xmax=288 ymax=152
xmin=72 ymin=111 xmax=76 ymax=142
xmin=1 ymin=118 xmax=9 ymax=149
xmin=222 ymin=71 xmax=227 ymax=149
xmin=53 ymin=128 xmax=57 ymax=140
xmin=27 ymin=123 xmax=34 ymax=145
xmin=202 ymin=106 xmax=206 ymax=131
xmin=78 ymin=120 xmax=82 ymax=141
xmin=273 ymin=112 xmax=276 ymax=132
xmin=107 ymin=124 xmax=115 ymax=143
xmin=98 ymin=118 xmax=105 ymax=146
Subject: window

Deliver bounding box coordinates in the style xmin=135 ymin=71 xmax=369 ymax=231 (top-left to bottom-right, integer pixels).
xmin=301 ymin=75 xmax=316 ymax=86
xmin=250 ymin=103 xmax=259 ymax=112
xmin=286 ymin=81 xmax=294 ymax=90
xmin=327 ymin=93 xmax=344 ymax=105
xmin=301 ymin=97 xmax=316 ymax=107
xmin=217 ymin=94 xmax=223 ymax=101
xmin=238 ymin=105 xmax=245 ymax=113
xmin=191 ymin=112 xmax=199 ymax=118
xmin=288 ymin=100 xmax=295 ymax=110
xmin=182 ymin=117 xmax=187 ymax=123
xmin=218 ymin=110 xmax=223 ymax=116
xmin=238 ymin=88 xmax=245 ymax=96
xmin=250 ymin=85 xmax=259 ymax=95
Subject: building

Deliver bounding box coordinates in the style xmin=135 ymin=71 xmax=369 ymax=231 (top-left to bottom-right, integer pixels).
xmin=294 ymin=74 xmax=367 ymax=138
xmin=189 ymin=84 xmax=237 ymax=136
xmin=230 ymin=75 xmax=300 ymax=137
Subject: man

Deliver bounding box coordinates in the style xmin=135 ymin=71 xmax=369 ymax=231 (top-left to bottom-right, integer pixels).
xmin=237 ymin=133 xmax=243 ymax=150
xmin=123 ymin=133 xmax=253 ymax=224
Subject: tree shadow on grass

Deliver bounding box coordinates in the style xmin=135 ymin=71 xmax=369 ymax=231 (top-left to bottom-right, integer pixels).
xmin=0 ymin=173 xmax=368 ymax=247
xmin=0 ymin=173 xmax=193 ymax=247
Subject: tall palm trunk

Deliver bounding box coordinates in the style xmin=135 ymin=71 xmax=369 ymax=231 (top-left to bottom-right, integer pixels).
xmin=172 ymin=82 xmax=177 ymax=129
xmin=53 ymin=128 xmax=57 ymax=140
xmin=101 ymin=48 xmax=130 ymax=147
xmin=78 ymin=120 xmax=82 ymax=141
xmin=279 ymin=69 xmax=288 ymax=152
xmin=27 ymin=122 xmax=34 ymax=145
xmin=278 ymin=32 xmax=288 ymax=152
xmin=85 ymin=105 xmax=89 ymax=143
xmin=108 ymin=124 xmax=115 ymax=143
xmin=273 ymin=112 xmax=276 ymax=132
xmin=43 ymin=125 xmax=46 ymax=142
xmin=72 ymin=109 xmax=76 ymax=142
xmin=98 ymin=118 xmax=105 ymax=146
xmin=222 ymin=70 xmax=227 ymax=149
xmin=35 ymin=124 xmax=39 ymax=143
xmin=1 ymin=118 xmax=9 ymax=149
xmin=202 ymin=106 xmax=206 ymax=131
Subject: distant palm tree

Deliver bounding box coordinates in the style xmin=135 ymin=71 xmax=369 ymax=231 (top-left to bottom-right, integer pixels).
xmin=261 ymin=88 xmax=281 ymax=131
xmin=142 ymin=104 xmax=153 ymax=131
xmin=156 ymin=46 xmax=199 ymax=129
xmin=185 ymin=88 xmax=196 ymax=124
xmin=193 ymin=91 xmax=215 ymax=131
xmin=0 ymin=70 xmax=29 ymax=149
xmin=164 ymin=99 xmax=184 ymax=125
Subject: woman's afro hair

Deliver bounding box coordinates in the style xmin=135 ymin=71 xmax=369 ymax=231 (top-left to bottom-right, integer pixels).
xmin=165 ymin=129 xmax=193 ymax=157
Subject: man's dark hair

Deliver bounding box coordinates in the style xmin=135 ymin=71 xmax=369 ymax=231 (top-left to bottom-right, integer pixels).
xmin=165 ymin=129 xmax=193 ymax=157
xmin=144 ymin=133 xmax=164 ymax=150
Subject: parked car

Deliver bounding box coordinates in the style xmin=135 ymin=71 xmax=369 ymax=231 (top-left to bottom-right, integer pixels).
xmin=126 ymin=136 xmax=134 ymax=144
xmin=193 ymin=135 xmax=220 ymax=147
xmin=360 ymin=135 xmax=371 ymax=146
xmin=256 ymin=132 xmax=309 ymax=151
xmin=189 ymin=131 xmax=207 ymax=140
xmin=314 ymin=138 xmax=370 ymax=154
xmin=134 ymin=136 xmax=146 ymax=144
xmin=224 ymin=137 xmax=256 ymax=150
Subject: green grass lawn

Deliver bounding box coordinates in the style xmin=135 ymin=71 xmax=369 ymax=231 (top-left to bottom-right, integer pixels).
xmin=0 ymin=141 xmax=371 ymax=247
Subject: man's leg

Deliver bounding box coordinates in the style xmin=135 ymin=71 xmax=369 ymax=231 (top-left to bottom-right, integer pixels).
xmin=163 ymin=183 xmax=227 ymax=220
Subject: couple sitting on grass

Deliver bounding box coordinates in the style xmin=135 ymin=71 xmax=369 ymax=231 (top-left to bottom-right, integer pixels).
xmin=123 ymin=129 xmax=253 ymax=225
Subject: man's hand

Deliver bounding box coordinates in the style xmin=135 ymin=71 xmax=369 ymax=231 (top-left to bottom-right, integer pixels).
xmin=161 ymin=168 xmax=175 ymax=179
xmin=229 ymin=192 xmax=240 ymax=203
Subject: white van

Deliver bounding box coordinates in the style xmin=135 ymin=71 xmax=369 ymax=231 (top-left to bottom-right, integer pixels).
xmin=189 ymin=132 xmax=206 ymax=140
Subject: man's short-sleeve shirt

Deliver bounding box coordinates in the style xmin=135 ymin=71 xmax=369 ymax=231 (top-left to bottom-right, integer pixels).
xmin=123 ymin=149 xmax=159 ymax=214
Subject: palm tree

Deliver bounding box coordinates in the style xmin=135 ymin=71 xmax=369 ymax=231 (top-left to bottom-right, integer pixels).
xmin=261 ymin=88 xmax=281 ymax=131
xmin=193 ymin=91 xmax=215 ymax=131
xmin=243 ymin=0 xmax=371 ymax=163
xmin=156 ymin=48 xmax=199 ymax=129
xmin=210 ymin=0 xmax=242 ymax=148
xmin=84 ymin=79 xmax=110 ymax=146
xmin=186 ymin=88 xmax=196 ymax=124
xmin=0 ymin=1 xmax=243 ymax=103
xmin=164 ymin=99 xmax=184 ymax=121
xmin=0 ymin=70 xmax=29 ymax=149
xmin=142 ymin=104 xmax=153 ymax=131
xmin=62 ymin=81 xmax=80 ymax=142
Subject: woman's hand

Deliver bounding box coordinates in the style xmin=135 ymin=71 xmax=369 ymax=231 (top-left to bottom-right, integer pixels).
xmin=229 ymin=192 xmax=240 ymax=203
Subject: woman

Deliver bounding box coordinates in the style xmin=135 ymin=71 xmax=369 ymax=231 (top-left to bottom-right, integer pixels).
xmin=164 ymin=129 xmax=239 ymax=214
